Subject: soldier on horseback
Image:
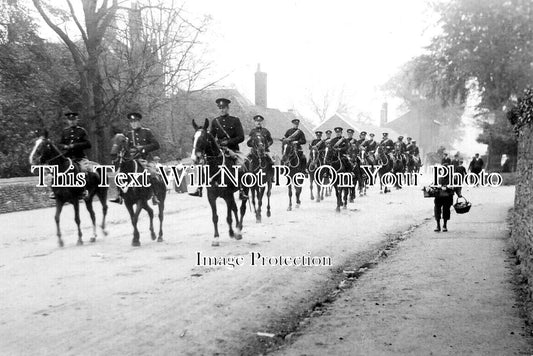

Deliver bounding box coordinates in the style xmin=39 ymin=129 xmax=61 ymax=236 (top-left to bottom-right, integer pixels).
xmin=110 ymin=112 xmax=161 ymax=204
xmin=324 ymin=129 xmax=333 ymax=145
xmin=328 ymin=127 xmax=352 ymax=170
xmin=309 ymin=130 xmax=326 ymax=152
xmin=49 ymin=112 xmax=92 ymax=200
xmin=394 ymin=135 xmax=408 ymax=166
xmin=247 ymin=114 xmax=273 ymax=164
xmin=346 ymin=128 xmax=356 ymax=145
xmin=379 ymin=132 xmax=395 ymax=162
xmin=190 ymin=98 xmax=246 ymax=198
xmin=282 ymin=118 xmax=307 ymax=174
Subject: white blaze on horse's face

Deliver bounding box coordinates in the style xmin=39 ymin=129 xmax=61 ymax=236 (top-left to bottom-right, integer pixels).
xmin=29 ymin=138 xmax=43 ymax=165
xmin=191 ymin=130 xmax=202 ymax=162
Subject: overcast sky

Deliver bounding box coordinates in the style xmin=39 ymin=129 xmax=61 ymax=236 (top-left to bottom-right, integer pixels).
xmin=186 ymin=0 xmax=437 ymax=124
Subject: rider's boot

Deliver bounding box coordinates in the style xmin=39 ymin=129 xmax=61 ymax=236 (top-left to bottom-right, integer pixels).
xmin=189 ymin=187 xmax=203 ymax=197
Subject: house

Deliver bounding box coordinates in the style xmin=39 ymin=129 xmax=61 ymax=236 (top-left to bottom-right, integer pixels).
xmin=314 ymin=113 xmax=401 ymax=141
xmin=170 ymin=65 xmax=314 ymax=158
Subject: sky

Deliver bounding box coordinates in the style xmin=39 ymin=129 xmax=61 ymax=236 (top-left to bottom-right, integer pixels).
xmin=32 ymin=0 xmax=487 ymax=155
xmin=185 ymin=0 xmax=437 ymax=125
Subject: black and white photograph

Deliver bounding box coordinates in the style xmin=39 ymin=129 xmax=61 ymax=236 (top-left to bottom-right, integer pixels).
xmin=1 ymin=0 xmax=533 ymax=354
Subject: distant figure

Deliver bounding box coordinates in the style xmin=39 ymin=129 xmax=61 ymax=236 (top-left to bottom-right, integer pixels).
xmin=468 ymin=153 xmax=484 ymax=186
xmin=434 ymin=167 xmax=462 ymax=232
xmin=441 ymin=152 xmax=452 ymax=166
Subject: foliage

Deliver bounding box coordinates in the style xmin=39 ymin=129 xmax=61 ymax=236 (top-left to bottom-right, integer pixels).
xmin=507 ymin=87 xmax=533 ymax=133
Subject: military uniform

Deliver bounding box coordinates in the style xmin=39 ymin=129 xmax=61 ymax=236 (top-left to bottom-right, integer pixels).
xmin=59 ymin=125 xmax=91 ymax=160
xmin=126 ymin=127 xmax=160 ymax=160
xmin=247 ymin=127 xmax=273 ymax=151
xmin=210 ymin=114 xmax=244 ymax=152
xmin=380 ymin=138 xmax=394 ymax=153
xmin=394 ymin=140 xmax=407 ymax=154
xmin=363 ymin=139 xmax=378 ymax=152
xmin=283 ymin=124 xmax=307 ymax=171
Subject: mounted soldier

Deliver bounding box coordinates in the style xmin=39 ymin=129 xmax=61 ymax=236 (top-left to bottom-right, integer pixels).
xmin=324 ymin=129 xmax=333 ymax=145
xmin=346 ymin=128 xmax=356 ymax=145
xmin=309 ymin=130 xmax=326 ymax=152
xmin=190 ymin=97 xmax=245 ymax=198
xmin=353 ymin=131 xmax=367 ymax=154
xmin=328 ymin=127 xmax=352 ymax=170
xmin=379 ymin=132 xmax=395 ymax=161
xmin=282 ymin=118 xmax=307 ymax=173
xmin=247 ymin=114 xmax=273 ymax=164
xmin=49 ymin=112 xmax=92 ymax=200
xmin=394 ymin=135 xmax=408 ymax=165
xmin=110 ymin=112 xmax=161 ymax=204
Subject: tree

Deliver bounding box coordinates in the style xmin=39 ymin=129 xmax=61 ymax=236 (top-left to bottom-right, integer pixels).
xmin=398 ymin=0 xmax=533 ymax=168
xmin=308 ymin=87 xmax=352 ymax=123
xmin=32 ymin=0 xmax=211 ymax=163
xmin=0 ymin=0 xmax=78 ymax=177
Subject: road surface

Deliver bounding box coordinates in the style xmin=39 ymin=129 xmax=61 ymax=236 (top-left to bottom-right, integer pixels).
xmin=0 ymin=182 xmax=512 ymax=355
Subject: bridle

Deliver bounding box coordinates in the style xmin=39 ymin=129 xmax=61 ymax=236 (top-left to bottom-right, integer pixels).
xmin=282 ymin=143 xmax=300 ymax=168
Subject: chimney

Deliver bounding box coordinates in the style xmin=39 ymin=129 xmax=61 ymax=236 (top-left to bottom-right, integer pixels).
xmin=380 ymin=102 xmax=388 ymax=127
xmin=255 ymin=63 xmax=267 ymax=108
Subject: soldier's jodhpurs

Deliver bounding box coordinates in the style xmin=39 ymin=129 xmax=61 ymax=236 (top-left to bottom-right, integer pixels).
xmin=434 ymin=195 xmax=453 ymax=221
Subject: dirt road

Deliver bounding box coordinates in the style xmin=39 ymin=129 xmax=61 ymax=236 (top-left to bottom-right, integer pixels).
xmin=0 ymin=184 xmax=518 ymax=355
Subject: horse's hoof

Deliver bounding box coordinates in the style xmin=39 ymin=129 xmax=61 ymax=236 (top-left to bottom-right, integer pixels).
xmin=151 ymin=232 xmax=157 ymax=241
xmin=90 ymin=237 xmax=96 ymax=243
xmin=58 ymin=240 xmax=64 ymax=248
xmin=157 ymin=237 xmax=163 ymax=242
xmin=343 ymin=205 xmax=347 ymax=209
xmin=211 ymin=240 xmax=220 ymax=247
xmin=77 ymin=240 xmax=83 ymax=246
xmin=310 ymin=196 xmax=314 ymax=200
xmin=266 ymin=211 xmax=271 ymax=218
xmin=102 ymin=229 xmax=109 ymax=236
xmin=335 ymin=207 xmax=340 ymax=213
xmin=349 ymin=199 xmax=354 ymax=203
xmin=295 ymin=204 xmax=300 ymax=209
xmin=287 ymin=207 xmax=292 ymax=211
xmin=229 ymin=231 xmax=235 ymax=239
xmin=256 ymin=218 xmax=261 ymax=224
xmin=132 ymin=240 xmax=140 ymax=247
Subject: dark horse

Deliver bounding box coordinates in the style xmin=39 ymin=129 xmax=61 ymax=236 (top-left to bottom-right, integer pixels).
xmin=406 ymin=153 xmax=421 ymax=173
xmin=247 ymin=133 xmax=273 ymax=223
xmin=376 ymin=146 xmax=394 ymax=194
xmin=29 ymin=130 xmax=108 ymax=247
xmin=191 ymin=119 xmax=249 ymax=246
xmin=280 ymin=141 xmax=305 ymax=211
xmin=392 ymin=150 xmax=405 ymax=189
xmin=323 ymin=144 xmax=351 ymax=212
xmin=110 ymin=134 xmax=166 ymax=246
xmin=347 ymin=144 xmax=369 ymax=201
xmin=307 ymin=145 xmax=327 ymax=202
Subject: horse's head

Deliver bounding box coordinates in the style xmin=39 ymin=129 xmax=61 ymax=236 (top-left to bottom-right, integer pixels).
xmin=281 ymin=140 xmax=296 ymax=164
xmin=29 ymin=129 xmax=60 ymax=165
xmin=191 ymin=118 xmax=218 ymax=164
xmin=250 ymin=133 xmax=266 ymax=156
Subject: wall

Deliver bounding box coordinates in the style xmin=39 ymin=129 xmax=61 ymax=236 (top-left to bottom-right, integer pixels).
xmin=0 ymin=177 xmax=55 ymax=214
xmin=511 ymin=123 xmax=533 ymax=300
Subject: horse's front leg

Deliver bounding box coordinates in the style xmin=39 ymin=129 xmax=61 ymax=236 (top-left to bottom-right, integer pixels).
xmin=55 ymin=201 xmax=64 ymax=247
xmin=157 ymin=198 xmax=164 ymax=242
xmin=97 ymin=189 xmax=109 ymax=236
xmin=256 ymin=187 xmax=264 ymax=223
xmin=236 ymin=191 xmax=246 ymax=239
xmin=208 ymin=195 xmax=220 ymax=246
xmin=72 ymin=200 xmax=83 ymax=245
xmin=126 ymin=200 xmax=143 ymax=246
xmin=287 ymin=184 xmax=293 ymax=211
xmin=309 ymin=173 xmax=315 ymax=200
xmin=295 ymin=185 xmax=302 ymax=208
xmin=85 ymin=198 xmax=97 ymax=243
xmin=266 ymin=181 xmax=272 ymax=217
xmin=142 ymin=200 xmax=156 ymax=241
xmin=225 ymin=197 xmax=235 ymax=239
xmin=335 ymin=185 xmax=341 ymax=212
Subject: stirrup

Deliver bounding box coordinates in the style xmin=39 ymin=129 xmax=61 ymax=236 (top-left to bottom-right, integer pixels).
xmin=188 ymin=189 xmax=202 ymax=197
xmin=110 ymin=196 xmax=123 ymax=204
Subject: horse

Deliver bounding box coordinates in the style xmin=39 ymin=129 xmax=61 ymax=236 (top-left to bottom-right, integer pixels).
xmin=307 ymin=145 xmax=327 ymax=202
xmin=29 ymin=130 xmax=108 ymax=247
xmin=406 ymin=153 xmax=421 ymax=173
xmin=247 ymin=133 xmax=273 ymax=223
xmin=191 ymin=119 xmax=249 ymax=246
xmin=323 ymin=144 xmax=351 ymax=212
xmin=280 ymin=141 xmax=306 ymax=211
xmin=376 ymin=146 xmax=394 ymax=194
xmin=392 ymin=150 xmax=405 ymax=189
xmin=346 ymin=144 xmax=367 ymax=201
xmin=110 ymin=133 xmax=166 ymax=246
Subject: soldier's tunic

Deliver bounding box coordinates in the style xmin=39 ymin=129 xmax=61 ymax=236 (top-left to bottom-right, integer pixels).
xmin=210 ymin=114 xmax=245 ymax=151
xmin=394 ymin=140 xmax=407 ymax=154
xmin=126 ymin=127 xmax=160 ymax=160
xmin=380 ymin=138 xmax=394 ymax=153
xmin=283 ymin=127 xmax=306 ymax=149
xmin=59 ymin=125 xmax=91 ymax=160
xmin=309 ymin=138 xmax=326 ymax=152
xmin=328 ymin=136 xmax=352 ymax=169
xmin=247 ymin=127 xmax=273 ymax=152
xmin=363 ymin=139 xmax=378 ymax=152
